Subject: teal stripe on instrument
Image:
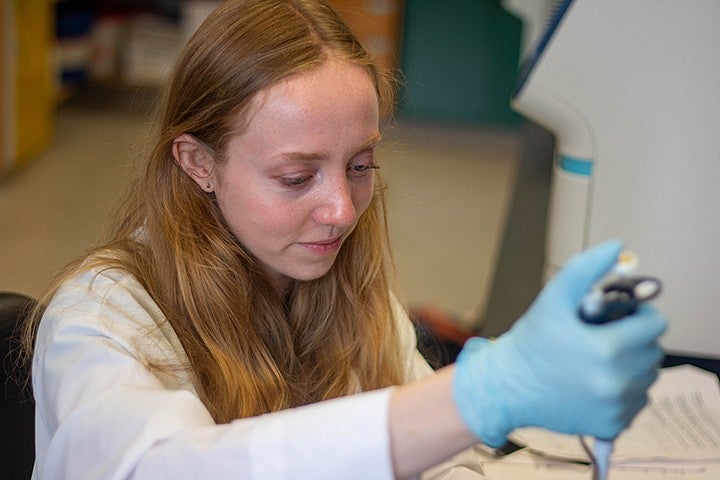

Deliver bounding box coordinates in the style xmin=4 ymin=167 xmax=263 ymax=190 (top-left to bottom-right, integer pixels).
xmin=559 ymin=155 xmax=593 ymax=176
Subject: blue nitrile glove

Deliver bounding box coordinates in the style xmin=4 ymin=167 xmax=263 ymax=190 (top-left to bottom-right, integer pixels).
xmin=453 ymin=241 xmax=667 ymax=447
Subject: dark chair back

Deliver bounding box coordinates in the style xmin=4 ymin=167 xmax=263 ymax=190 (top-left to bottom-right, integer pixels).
xmin=0 ymin=292 xmax=36 ymax=479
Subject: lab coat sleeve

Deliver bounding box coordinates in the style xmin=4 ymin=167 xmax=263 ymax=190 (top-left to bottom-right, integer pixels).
xmin=32 ymin=268 xmax=395 ymax=480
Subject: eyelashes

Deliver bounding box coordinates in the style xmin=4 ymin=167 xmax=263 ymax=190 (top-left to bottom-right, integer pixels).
xmin=279 ymin=175 xmax=312 ymax=187
xmin=349 ymin=163 xmax=379 ymax=176
xmin=278 ymin=162 xmax=379 ymax=189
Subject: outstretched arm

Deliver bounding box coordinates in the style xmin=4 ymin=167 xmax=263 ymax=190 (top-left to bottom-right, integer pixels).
xmin=390 ymin=366 xmax=475 ymax=478
xmin=388 ymin=241 xmax=667 ymax=479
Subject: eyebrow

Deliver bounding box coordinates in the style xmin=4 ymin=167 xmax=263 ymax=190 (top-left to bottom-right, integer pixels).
xmin=279 ymin=133 xmax=383 ymax=162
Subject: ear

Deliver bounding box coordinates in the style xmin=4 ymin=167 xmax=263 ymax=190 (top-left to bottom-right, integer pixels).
xmin=173 ymin=133 xmax=216 ymax=192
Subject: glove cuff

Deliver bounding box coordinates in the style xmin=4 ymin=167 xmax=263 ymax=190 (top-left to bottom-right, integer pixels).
xmin=452 ymin=337 xmax=512 ymax=448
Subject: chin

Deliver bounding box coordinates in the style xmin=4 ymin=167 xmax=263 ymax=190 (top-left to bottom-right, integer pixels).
xmin=288 ymin=263 xmax=335 ymax=283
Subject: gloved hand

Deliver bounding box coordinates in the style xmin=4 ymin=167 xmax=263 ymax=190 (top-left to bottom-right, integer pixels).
xmin=453 ymin=241 xmax=667 ymax=447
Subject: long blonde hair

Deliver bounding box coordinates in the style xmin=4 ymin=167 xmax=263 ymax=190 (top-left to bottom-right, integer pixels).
xmin=25 ymin=0 xmax=405 ymax=423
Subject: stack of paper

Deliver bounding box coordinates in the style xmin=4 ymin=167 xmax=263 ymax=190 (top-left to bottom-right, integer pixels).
xmin=423 ymin=365 xmax=720 ymax=480
xmin=492 ymin=365 xmax=720 ymax=479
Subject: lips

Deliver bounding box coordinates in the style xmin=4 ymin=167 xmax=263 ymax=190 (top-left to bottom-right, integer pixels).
xmin=300 ymin=236 xmax=343 ymax=255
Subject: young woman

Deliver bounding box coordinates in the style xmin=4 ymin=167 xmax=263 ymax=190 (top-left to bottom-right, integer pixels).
xmin=25 ymin=1 xmax=667 ymax=478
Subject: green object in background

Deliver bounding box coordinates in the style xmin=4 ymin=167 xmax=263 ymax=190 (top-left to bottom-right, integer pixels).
xmin=399 ymin=0 xmax=524 ymax=126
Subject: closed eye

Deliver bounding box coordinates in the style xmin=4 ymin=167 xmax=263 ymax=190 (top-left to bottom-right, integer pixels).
xmin=279 ymin=175 xmax=313 ymax=188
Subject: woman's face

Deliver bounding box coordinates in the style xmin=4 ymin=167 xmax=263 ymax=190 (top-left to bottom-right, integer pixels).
xmin=214 ymin=59 xmax=380 ymax=290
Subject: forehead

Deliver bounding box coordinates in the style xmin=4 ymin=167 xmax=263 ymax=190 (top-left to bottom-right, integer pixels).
xmin=258 ymin=59 xmax=376 ymax=117
xmin=230 ymin=59 xmax=380 ymax=155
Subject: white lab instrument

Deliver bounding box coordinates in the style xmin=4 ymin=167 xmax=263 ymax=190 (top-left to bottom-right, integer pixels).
xmin=511 ymin=0 xmax=720 ymax=359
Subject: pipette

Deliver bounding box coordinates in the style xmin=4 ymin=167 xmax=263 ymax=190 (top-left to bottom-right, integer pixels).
xmin=578 ymin=251 xmax=662 ymax=480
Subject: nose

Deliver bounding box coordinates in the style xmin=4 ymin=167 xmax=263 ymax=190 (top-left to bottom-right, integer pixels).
xmin=314 ymin=176 xmax=357 ymax=229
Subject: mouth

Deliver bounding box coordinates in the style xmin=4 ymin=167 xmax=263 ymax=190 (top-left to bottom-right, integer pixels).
xmin=300 ymin=236 xmax=344 ymax=255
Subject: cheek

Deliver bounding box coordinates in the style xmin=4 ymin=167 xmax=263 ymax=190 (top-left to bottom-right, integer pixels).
xmin=215 ymin=185 xmax=268 ymax=234
xmin=354 ymin=180 xmax=376 ymax=215
xmin=216 ymin=186 xmax=303 ymax=243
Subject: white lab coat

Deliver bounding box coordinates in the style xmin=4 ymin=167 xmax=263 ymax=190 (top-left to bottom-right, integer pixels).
xmin=32 ymin=266 xmax=434 ymax=479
